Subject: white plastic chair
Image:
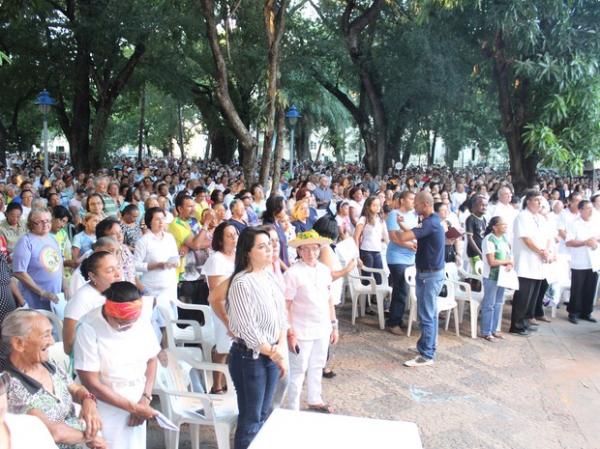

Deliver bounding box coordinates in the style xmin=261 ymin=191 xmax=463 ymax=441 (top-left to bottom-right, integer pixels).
xmin=157 ymin=293 xmax=217 ymax=364
xmin=154 ymin=349 xmax=238 ymax=449
xmin=549 ymin=254 xmax=572 ymax=318
xmin=405 ymin=266 xmax=460 ymax=338
xmin=445 ymin=262 xmax=484 ymax=338
xmin=335 ymin=238 xmax=392 ymax=330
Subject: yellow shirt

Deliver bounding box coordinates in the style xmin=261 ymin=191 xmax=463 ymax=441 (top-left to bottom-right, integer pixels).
xmin=168 ymin=217 xmax=192 ymax=280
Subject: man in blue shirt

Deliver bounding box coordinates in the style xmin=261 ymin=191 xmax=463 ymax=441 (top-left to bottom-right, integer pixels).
xmin=386 ymin=191 xmax=418 ymax=334
xmin=396 ymin=191 xmax=445 ymax=367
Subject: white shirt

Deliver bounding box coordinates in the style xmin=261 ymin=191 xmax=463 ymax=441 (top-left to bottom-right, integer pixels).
xmin=566 ymin=217 xmax=599 ymax=270
xmin=202 ymin=251 xmax=235 ymax=278
xmin=284 ymin=260 xmax=332 ymax=340
xmin=74 ymin=301 xmax=159 ymax=397
xmin=134 ymin=231 xmax=179 ymax=291
xmin=451 ymin=191 xmax=467 ymax=212
xmin=513 ymin=209 xmax=548 ymax=279
xmin=4 ymin=413 xmax=58 ymax=449
xmin=65 ymin=282 xmax=105 ymax=321
xmin=357 ymin=216 xmax=388 ymax=251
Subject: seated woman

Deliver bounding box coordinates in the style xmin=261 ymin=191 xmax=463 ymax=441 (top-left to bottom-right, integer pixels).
xmin=2 ymin=309 xmax=106 ymax=449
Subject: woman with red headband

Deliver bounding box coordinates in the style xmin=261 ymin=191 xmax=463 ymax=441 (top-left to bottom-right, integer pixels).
xmin=73 ymin=281 xmax=159 ymax=449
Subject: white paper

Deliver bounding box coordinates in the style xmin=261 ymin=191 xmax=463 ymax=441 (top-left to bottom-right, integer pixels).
xmin=497 ymin=268 xmax=519 ymax=291
xmin=155 ymin=411 xmax=179 ymax=431
xmin=51 ymin=293 xmax=67 ymax=320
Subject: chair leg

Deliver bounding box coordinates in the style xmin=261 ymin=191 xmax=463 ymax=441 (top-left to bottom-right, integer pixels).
xmin=457 ymin=301 xmax=465 ymax=323
xmin=376 ymin=293 xmax=385 ymax=330
xmin=360 ymin=294 xmax=367 ymax=316
xmin=407 ymin=299 xmax=415 ymax=337
xmin=165 ymin=430 xmax=180 ymax=449
xmin=214 ymin=421 xmax=233 ymax=449
xmin=453 ymin=307 xmax=460 ymax=337
xmin=444 ymin=310 xmax=450 ymax=331
xmin=190 ymin=424 xmax=201 ymax=449
xmin=470 ymin=302 xmax=479 ymax=339
xmin=351 ymin=293 xmax=358 ymax=326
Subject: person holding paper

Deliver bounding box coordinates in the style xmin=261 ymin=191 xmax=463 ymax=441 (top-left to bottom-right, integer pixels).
xmin=74 ymin=281 xmax=159 ymax=449
xmin=480 ymin=217 xmax=513 ymax=341
xmin=565 ymin=200 xmax=599 ymax=324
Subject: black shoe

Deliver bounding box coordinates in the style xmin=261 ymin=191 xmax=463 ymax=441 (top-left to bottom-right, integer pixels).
xmin=580 ymin=316 xmax=597 ymax=323
xmin=568 ymin=315 xmax=579 ymax=324
xmin=509 ymin=329 xmax=530 ymax=336
xmin=527 ymin=321 xmax=539 ymax=327
xmin=525 ymin=326 xmax=538 ymax=332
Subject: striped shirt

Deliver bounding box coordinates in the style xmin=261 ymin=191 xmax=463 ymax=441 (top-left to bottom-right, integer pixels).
xmin=227 ymin=269 xmax=288 ymax=358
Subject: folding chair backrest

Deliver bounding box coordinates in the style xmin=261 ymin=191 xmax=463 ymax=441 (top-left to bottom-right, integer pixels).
xmin=155 ymin=350 xmax=197 ymax=416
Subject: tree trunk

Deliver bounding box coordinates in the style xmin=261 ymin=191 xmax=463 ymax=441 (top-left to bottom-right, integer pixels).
xmin=89 ymin=104 xmax=112 ymax=170
xmin=314 ymin=135 xmax=326 ymax=161
xmin=259 ymin=0 xmax=288 ymax=189
xmin=201 ymin=0 xmax=259 ymax=184
xmin=210 ymin=128 xmax=237 ymax=163
xmin=137 ymin=84 xmax=145 ymax=162
xmin=488 ymin=30 xmax=537 ymax=194
xmin=271 ymin=106 xmax=286 ymax=196
xmin=0 ymin=118 xmax=8 ymax=167
xmin=428 ymin=130 xmax=437 ymax=166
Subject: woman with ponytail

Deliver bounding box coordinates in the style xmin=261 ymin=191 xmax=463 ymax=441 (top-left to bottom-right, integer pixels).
xmin=480 ymin=216 xmax=513 ymax=341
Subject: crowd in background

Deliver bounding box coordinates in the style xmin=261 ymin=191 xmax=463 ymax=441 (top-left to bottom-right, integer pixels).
xmin=0 ymin=152 xmax=598 ymax=449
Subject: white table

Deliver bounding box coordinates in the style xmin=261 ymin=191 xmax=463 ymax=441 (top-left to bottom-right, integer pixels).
xmin=249 ymin=408 xmax=423 ymax=449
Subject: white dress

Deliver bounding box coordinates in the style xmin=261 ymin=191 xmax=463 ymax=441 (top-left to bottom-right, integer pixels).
xmin=73 ymin=301 xmax=159 ymax=449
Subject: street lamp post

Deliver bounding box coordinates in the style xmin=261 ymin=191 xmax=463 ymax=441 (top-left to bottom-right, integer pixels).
xmin=34 ymin=90 xmax=56 ymax=176
xmin=285 ymin=105 xmax=301 ymax=178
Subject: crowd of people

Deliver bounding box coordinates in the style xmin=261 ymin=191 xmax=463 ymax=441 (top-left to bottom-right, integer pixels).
xmin=0 ymin=153 xmax=598 ymax=449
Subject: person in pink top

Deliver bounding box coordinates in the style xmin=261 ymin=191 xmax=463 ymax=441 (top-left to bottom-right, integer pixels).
xmin=284 ymin=230 xmax=339 ymax=413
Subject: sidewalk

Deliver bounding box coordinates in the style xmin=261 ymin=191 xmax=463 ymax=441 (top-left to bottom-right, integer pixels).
xmin=148 ymin=304 xmax=600 ymax=449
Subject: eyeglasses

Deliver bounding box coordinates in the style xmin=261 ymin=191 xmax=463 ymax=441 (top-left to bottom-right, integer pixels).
xmin=32 ymin=220 xmax=51 ymax=225
xmin=242 ymin=196 xmax=252 ymax=200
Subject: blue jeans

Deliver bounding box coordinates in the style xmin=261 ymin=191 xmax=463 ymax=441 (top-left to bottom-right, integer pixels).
xmin=359 ymin=249 xmax=383 ymax=284
xmin=229 ymin=342 xmax=280 ymax=449
xmin=480 ymin=277 xmax=505 ymax=336
xmin=415 ymin=269 xmax=445 ymax=360
xmin=387 ymin=264 xmax=412 ymax=327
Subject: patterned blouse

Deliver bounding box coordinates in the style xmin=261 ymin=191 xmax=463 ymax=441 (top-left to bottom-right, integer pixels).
xmin=5 ymin=360 xmax=85 ymax=449
xmin=119 ymin=243 xmax=136 ymax=284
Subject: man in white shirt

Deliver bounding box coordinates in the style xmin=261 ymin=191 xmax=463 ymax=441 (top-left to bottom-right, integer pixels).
xmin=450 ymin=181 xmax=467 ymax=212
xmin=486 ymin=186 xmax=518 ymax=241
xmin=557 ymin=192 xmax=582 ymax=251
xmin=565 ymin=200 xmax=600 ymax=324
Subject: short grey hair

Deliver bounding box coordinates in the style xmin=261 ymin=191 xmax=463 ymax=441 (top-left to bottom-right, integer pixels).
xmin=93 ymin=236 xmax=118 ymax=250
xmin=1 ymin=309 xmax=43 ymax=345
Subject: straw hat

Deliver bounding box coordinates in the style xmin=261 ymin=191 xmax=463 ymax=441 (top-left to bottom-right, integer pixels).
xmin=288 ymin=230 xmax=332 ymax=248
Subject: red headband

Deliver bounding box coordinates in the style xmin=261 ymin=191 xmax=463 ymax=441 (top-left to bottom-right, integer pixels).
xmin=104 ymin=299 xmax=142 ymax=321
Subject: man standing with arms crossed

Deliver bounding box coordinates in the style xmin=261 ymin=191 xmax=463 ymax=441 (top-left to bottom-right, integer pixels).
xmin=386 ymin=191 xmax=418 ymax=334
xmin=395 ymin=192 xmax=445 ymax=367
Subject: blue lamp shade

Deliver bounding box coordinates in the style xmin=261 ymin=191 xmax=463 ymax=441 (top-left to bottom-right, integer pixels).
xmin=285 ymin=105 xmax=301 ymax=126
xmin=35 ymin=90 xmax=56 ymax=114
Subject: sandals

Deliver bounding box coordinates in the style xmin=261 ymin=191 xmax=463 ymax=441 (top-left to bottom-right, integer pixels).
xmin=210 ymin=387 xmax=226 ymax=395
xmin=307 ymin=403 xmax=334 ymax=414
xmin=492 ymin=332 xmax=505 ymax=340
xmin=481 ymin=335 xmax=495 ymax=342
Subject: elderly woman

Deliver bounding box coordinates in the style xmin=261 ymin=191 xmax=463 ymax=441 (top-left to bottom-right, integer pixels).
xmin=74 ymin=281 xmax=159 ymax=449
xmin=95 ymin=218 xmax=140 ymax=289
xmin=2 ymin=309 xmax=105 ymax=449
xmin=12 ymin=209 xmax=63 ymax=310
xmin=284 ymin=231 xmax=339 ymax=413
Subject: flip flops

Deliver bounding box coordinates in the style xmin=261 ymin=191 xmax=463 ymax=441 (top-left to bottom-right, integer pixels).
xmin=307 ymin=403 xmax=335 ymax=414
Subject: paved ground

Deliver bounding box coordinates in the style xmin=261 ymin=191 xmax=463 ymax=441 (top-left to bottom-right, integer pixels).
xmin=149 ymin=302 xmax=600 ymax=449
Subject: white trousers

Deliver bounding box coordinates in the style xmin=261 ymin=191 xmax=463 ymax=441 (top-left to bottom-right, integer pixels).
xmin=285 ymin=336 xmax=330 ymax=410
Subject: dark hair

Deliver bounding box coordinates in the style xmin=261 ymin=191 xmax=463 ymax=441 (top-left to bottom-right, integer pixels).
xmin=52 ymin=205 xmax=70 ymax=220
xmin=102 ymin=281 xmax=141 ymax=303
xmin=349 ymin=186 xmax=362 ymax=200
xmin=484 ymin=216 xmax=503 ymax=236
xmin=313 ymin=216 xmax=339 ymax=241
xmin=144 ymin=207 xmax=165 ymax=229
xmin=86 ymin=193 xmax=105 ymax=211
xmin=591 ymin=194 xmax=600 ymax=204
xmin=193 ymin=186 xmax=207 ymax=196
xmin=174 ymin=192 xmax=192 ymax=211
xmin=210 ymin=189 xmax=223 ymax=204
xmin=230 ymin=227 xmax=271 ymax=279
xmin=521 ymin=189 xmax=541 ymax=209
xmin=81 ymin=250 xmax=112 ymax=281
xmin=95 ymin=217 xmax=120 ymax=239
xmin=212 ymin=221 xmax=237 ymax=252
xmin=578 ymin=199 xmax=591 ymax=210
xmin=360 ymin=196 xmax=380 ymax=225
xmin=263 ymin=196 xmax=285 ymax=224
xmin=6 ymin=202 xmax=22 ymax=214
xmin=122 ymin=204 xmax=138 ymax=217
xmin=433 ymin=202 xmax=445 ymax=213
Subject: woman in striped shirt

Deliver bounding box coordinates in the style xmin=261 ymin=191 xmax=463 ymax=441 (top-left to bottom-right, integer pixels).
xmin=227 ymin=227 xmax=288 ymax=449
